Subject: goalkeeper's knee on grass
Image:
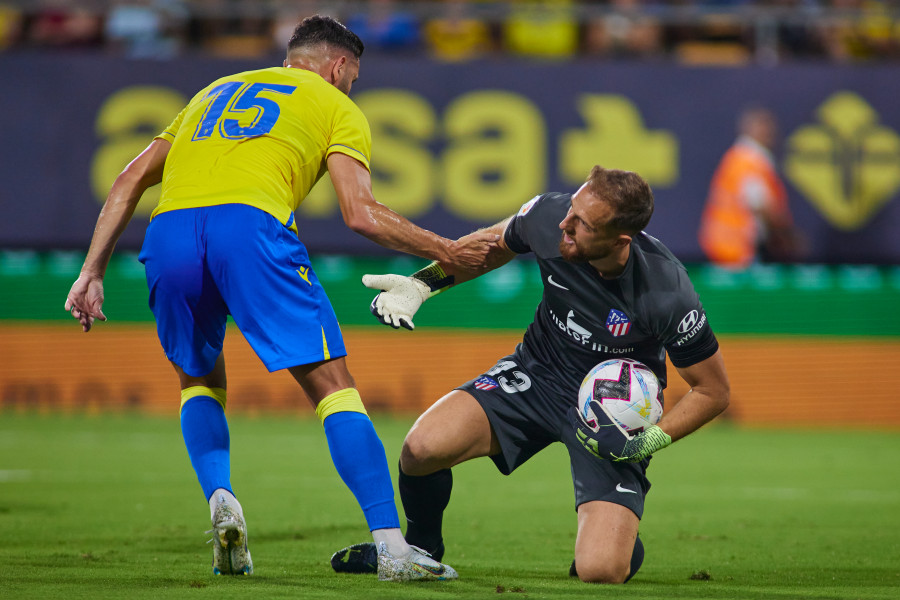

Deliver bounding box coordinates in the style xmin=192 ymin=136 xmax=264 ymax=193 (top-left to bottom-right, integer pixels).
xmin=570 ymin=535 xmax=644 ymax=584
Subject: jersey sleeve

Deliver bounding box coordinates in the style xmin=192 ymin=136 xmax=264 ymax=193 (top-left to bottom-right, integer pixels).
xmin=658 ymin=273 xmax=719 ymax=368
xmin=504 ymin=192 xmax=569 ymax=256
xmin=503 ymin=195 xmax=541 ymax=254
xmin=156 ymin=105 xmax=188 ymax=143
xmin=325 ymin=97 xmax=372 ymax=171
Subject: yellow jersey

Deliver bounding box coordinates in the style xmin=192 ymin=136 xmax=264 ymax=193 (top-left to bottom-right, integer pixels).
xmin=153 ymin=67 xmax=371 ymax=227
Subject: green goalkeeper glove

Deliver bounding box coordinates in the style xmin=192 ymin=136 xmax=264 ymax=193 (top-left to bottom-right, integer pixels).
xmin=569 ymin=405 xmax=672 ymax=462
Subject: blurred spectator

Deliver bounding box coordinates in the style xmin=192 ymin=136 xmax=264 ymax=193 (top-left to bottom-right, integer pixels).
xmin=504 ymin=0 xmax=579 ymax=59
xmin=346 ymin=0 xmax=422 ymax=53
xmin=819 ymin=0 xmax=900 ymax=61
xmin=5 ymin=0 xmax=900 ymax=63
xmin=582 ymin=0 xmax=664 ymax=59
xmin=0 ymin=3 xmax=23 ymax=51
xmin=772 ymin=0 xmax=828 ymax=60
xmin=190 ymin=0 xmax=271 ymax=58
xmin=669 ymin=0 xmax=753 ymax=64
xmin=26 ymin=0 xmax=103 ymax=49
xmin=105 ymin=0 xmax=188 ymax=59
xmin=423 ymin=0 xmax=495 ymax=61
xmin=698 ymin=107 xmax=805 ymax=269
xmin=272 ymin=1 xmax=340 ymax=53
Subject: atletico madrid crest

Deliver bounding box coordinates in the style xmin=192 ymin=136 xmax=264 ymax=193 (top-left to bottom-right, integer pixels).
xmin=473 ymin=375 xmax=499 ymax=391
xmin=605 ymin=309 xmax=632 ymax=337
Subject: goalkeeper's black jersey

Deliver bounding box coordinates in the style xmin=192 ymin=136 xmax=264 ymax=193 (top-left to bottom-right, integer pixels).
xmin=503 ymin=192 xmax=719 ymax=399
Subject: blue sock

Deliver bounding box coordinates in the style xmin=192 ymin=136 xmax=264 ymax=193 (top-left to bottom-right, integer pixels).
xmin=322 ymin=412 xmax=400 ymax=531
xmin=180 ymin=397 xmax=232 ymax=501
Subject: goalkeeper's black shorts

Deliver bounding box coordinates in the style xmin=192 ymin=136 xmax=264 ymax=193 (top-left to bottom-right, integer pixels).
xmin=457 ymin=351 xmax=651 ymax=519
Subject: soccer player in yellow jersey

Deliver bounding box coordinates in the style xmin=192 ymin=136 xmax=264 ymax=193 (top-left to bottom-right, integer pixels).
xmin=65 ymin=15 xmax=496 ymax=582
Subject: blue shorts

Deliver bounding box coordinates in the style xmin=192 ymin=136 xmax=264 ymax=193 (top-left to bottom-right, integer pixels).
xmin=138 ymin=204 xmax=346 ymax=377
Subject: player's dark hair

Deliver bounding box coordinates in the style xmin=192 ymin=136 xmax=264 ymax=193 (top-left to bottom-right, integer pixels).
xmin=287 ymin=15 xmax=364 ymax=58
xmin=586 ymin=166 xmax=654 ymax=235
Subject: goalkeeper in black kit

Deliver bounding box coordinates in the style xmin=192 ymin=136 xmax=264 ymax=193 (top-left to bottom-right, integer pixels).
xmin=331 ymin=166 xmax=731 ymax=583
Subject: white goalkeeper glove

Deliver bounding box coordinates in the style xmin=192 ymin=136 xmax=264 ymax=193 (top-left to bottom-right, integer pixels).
xmin=362 ymin=274 xmax=431 ymax=330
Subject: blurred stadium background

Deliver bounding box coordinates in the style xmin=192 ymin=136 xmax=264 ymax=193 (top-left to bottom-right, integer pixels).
xmin=1 ymin=0 xmax=899 ymax=427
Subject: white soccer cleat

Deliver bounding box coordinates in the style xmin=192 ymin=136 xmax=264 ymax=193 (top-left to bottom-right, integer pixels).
xmin=209 ymin=497 xmax=253 ymax=576
xmin=376 ymin=542 xmax=458 ymax=582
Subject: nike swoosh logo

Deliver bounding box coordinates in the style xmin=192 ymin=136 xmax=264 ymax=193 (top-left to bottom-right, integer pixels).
xmin=412 ymin=563 xmax=447 ymax=577
xmin=547 ymin=275 xmax=569 ymax=290
xmin=616 ymin=484 xmax=637 ymax=494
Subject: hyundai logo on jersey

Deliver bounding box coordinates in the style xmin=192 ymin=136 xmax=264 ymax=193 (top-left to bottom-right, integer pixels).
xmin=605 ymin=309 xmax=632 ymax=337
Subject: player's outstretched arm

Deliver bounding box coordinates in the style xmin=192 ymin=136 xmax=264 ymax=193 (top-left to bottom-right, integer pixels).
xmin=328 ymin=152 xmax=499 ymax=271
xmin=362 ymin=219 xmax=518 ymax=330
xmin=441 ymin=219 xmax=518 ymax=284
xmin=65 ymin=139 xmax=170 ymax=332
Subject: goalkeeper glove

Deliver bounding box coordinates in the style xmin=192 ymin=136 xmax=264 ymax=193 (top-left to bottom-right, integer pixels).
xmin=568 ymin=404 xmax=672 ymax=463
xmin=362 ymin=274 xmax=430 ymax=330
xmin=362 ymin=262 xmax=455 ymax=331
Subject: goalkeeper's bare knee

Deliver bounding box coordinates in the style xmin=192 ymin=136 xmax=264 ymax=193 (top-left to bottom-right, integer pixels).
xmin=575 ymin=559 xmax=630 ymax=584
xmin=399 ymin=435 xmax=452 ymax=476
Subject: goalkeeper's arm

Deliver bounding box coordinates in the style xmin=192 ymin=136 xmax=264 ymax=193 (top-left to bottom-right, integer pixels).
xmin=363 ymin=218 xmax=518 ymax=330
xmin=656 ymin=351 xmax=730 ymax=445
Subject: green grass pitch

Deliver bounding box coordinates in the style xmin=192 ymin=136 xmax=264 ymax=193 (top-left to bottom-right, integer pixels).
xmin=1 ymin=413 xmax=898 ymax=600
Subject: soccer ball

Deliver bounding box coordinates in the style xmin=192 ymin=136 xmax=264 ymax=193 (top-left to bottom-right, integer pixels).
xmin=577 ymin=358 xmax=663 ymax=437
